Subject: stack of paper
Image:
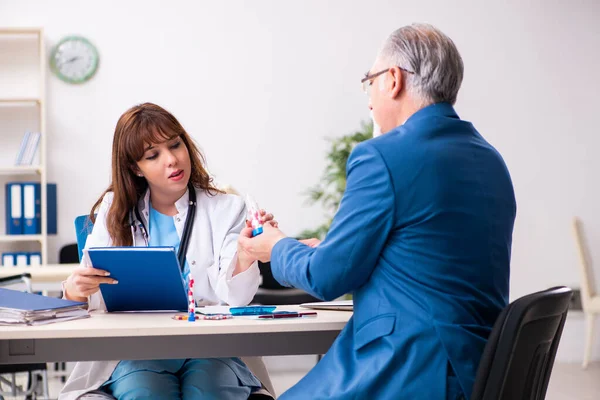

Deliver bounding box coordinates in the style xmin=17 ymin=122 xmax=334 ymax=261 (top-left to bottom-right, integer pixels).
xmin=0 ymin=288 xmax=89 ymax=326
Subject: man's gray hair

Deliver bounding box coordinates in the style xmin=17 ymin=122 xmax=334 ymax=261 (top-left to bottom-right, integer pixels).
xmin=378 ymin=23 xmax=464 ymax=106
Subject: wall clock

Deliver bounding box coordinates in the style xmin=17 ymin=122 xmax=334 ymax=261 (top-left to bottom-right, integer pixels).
xmin=50 ymin=35 xmax=99 ymax=84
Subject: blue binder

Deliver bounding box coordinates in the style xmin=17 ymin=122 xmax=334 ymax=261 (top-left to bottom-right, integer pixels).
xmin=47 ymin=183 xmax=57 ymax=234
xmin=87 ymin=246 xmax=188 ymax=312
xmin=28 ymin=252 xmax=42 ymax=266
xmin=14 ymin=252 xmax=28 ymax=267
xmin=1 ymin=253 xmax=16 ymax=267
xmin=5 ymin=183 xmax=23 ymax=235
xmin=22 ymin=183 xmax=57 ymax=235
xmin=22 ymin=182 xmax=38 ymax=235
xmin=0 ymin=288 xmax=86 ymax=311
xmin=14 ymin=132 xmax=31 ymax=165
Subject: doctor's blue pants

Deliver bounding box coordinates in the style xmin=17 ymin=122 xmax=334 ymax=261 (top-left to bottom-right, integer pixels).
xmin=102 ymin=358 xmax=260 ymax=400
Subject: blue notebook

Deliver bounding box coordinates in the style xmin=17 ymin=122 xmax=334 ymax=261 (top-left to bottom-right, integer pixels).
xmin=87 ymin=246 xmax=188 ymax=312
xmin=0 ymin=288 xmax=86 ymax=311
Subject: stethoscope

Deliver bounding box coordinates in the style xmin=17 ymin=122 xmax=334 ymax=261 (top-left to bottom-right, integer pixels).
xmin=129 ymin=183 xmax=197 ymax=272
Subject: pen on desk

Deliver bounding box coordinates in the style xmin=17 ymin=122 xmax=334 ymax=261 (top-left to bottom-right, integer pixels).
xmin=258 ymin=312 xmax=317 ymax=319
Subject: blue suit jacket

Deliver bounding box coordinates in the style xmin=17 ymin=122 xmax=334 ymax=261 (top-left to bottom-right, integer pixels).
xmin=271 ymin=103 xmax=516 ymax=400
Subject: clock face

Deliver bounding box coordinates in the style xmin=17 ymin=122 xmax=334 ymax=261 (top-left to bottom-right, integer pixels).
xmin=50 ymin=36 xmax=99 ymax=84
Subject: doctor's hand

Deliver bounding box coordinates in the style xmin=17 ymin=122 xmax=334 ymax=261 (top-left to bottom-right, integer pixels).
xmin=64 ymin=266 xmax=118 ymax=302
xmin=238 ymin=222 xmax=287 ymax=264
xmin=233 ymin=211 xmax=280 ymax=277
xmin=246 ymin=209 xmax=278 ymax=229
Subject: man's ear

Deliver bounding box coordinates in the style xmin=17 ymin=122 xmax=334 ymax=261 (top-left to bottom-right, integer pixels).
xmin=388 ymin=66 xmax=403 ymax=99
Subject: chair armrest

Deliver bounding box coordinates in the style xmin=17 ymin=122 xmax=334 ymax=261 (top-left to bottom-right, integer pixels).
xmin=0 ymin=273 xmax=33 ymax=290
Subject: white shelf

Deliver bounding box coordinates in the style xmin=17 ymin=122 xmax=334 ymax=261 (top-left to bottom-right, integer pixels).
xmin=0 ymin=98 xmax=41 ymax=107
xmin=0 ymin=28 xmax=41 ymax=35
xmin=0 ymin=234 xmax=43 ymax=242
xmin=0 ymin=27 xmax=48 ymax=263
xmin=0 ymin=165 xmax=42 ymax=175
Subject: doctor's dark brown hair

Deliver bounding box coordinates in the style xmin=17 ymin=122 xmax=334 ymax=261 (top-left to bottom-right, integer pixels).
xmin=90 ymin=102 xmax=223 ymax=246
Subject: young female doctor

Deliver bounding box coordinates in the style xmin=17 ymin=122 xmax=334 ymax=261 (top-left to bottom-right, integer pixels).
xmin=60 ymin=103 xmax=275 ymax=400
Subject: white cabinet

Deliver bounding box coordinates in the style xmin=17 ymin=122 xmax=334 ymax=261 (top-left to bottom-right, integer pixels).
xmin=0 ymin=28 xmax=48 ymax=264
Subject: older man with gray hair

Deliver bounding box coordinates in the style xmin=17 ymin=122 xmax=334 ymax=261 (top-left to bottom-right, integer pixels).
xmin=240 ymin=23 xmax=516 ymax=400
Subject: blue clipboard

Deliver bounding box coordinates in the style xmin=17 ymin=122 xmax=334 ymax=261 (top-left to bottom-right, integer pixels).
xmin=87 ymin=246 xmax=188 ymax=312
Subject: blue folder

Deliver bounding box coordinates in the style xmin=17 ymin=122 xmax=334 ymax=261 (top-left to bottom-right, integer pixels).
xmin=14 ymin=252 xmax=28 ymax=267
xmin=46 ymin=183 xmax=57 ymax=234
xmin=22 ymin=183 xmax=57 ymax=235
xmin=28 ymin=252 xmax=42 ymax=266
xmin=86 ymin=246 xmax=188 ymax=312
xmin=1 ymin=253 xmax=16 ymax=267
xmin=0 ymin=288 xmax=86 ymax=311
xmin=5 ymin=183 xmax=23 ymax=235
xmin=22 ymin=182 xmax=38 ymax=235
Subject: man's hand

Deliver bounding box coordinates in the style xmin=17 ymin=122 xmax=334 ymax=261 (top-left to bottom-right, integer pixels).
xmin=299 ymin=238 xmax=322 ymax=248
xmin=238 ymin=222 xmax=287 ymax=264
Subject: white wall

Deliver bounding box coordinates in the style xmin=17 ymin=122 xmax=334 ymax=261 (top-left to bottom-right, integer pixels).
xmin=1 ymin=0 xmax=599 ymax=362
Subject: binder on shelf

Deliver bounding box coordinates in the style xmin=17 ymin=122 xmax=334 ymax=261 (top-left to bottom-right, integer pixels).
xmin=23 ymin=183 xmax=37 ymax=234
xmin=15 ymin=253 xmax=28 ymax=267
xmin=16 ymin=182 xmax=57 ymax=235
xmin=5 ymin=183 xmax=23 ymax=235
xmin=1 ymin=253 xmax=15 ymax=267
xmin=26 ymin=132 xmax=41 ymax=165
xmin=17 ymin=132 xmax=41 ymax=166
xmin=47 ymin=183 xmax=57 ymax=234
xmin=14 ymin=132 xmax=31 ymax=165
xmin=28 ymin=252 xmax=41 ymax=266
xmin=1 ymin=252 xmax=41 ymax=267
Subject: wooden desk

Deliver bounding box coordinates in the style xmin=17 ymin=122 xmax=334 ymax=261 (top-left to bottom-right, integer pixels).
xmin=0 ymin=306 xmax=352 ymax=364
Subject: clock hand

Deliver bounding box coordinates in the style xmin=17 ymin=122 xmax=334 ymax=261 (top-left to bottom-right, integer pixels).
xmin=58 ymin=56 xmax=81 ymax=68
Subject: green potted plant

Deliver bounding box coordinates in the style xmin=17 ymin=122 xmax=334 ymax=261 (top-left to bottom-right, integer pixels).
xmin=300 ymin=121 xmax=373 ymax=239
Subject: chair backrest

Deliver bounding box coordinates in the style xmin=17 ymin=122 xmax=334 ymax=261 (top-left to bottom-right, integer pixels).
xmin=59 ymin=243 xmax=80 ymax=264
xmin=471 ymin=286 xmax=572 ymax=400
xmin=258 ymin=261 xmax=287 ymax=290
xmin=74 ymin=215 xmax=94 ymax=262
xmin=572 ymin=217 xmax=597 ymax=304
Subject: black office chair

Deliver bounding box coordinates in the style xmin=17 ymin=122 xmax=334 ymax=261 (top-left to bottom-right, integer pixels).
xmin=0 ymin=273 xmax=50 ymax=399
xmin=471 ymin=286 xmax=573 ymax=400
xmin=251 ymin=261 xmax=321 ymax=305
xmin=59 ymin=243 xmax=79 ymax=265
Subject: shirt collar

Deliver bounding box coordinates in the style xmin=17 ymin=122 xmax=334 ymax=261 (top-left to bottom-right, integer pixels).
xmin=174 ymin=188 xmax=191 ymax=214
xmin=404 ymin=102 xmax=459 ymax=125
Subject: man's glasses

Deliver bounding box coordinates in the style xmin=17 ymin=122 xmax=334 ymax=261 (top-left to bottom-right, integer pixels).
xmin=361 ymin=66 xmax=416 ymax=95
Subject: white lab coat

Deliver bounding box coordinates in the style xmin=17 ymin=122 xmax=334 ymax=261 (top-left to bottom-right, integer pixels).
xmin=59 ymin=188 xmax=272 ymax=399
